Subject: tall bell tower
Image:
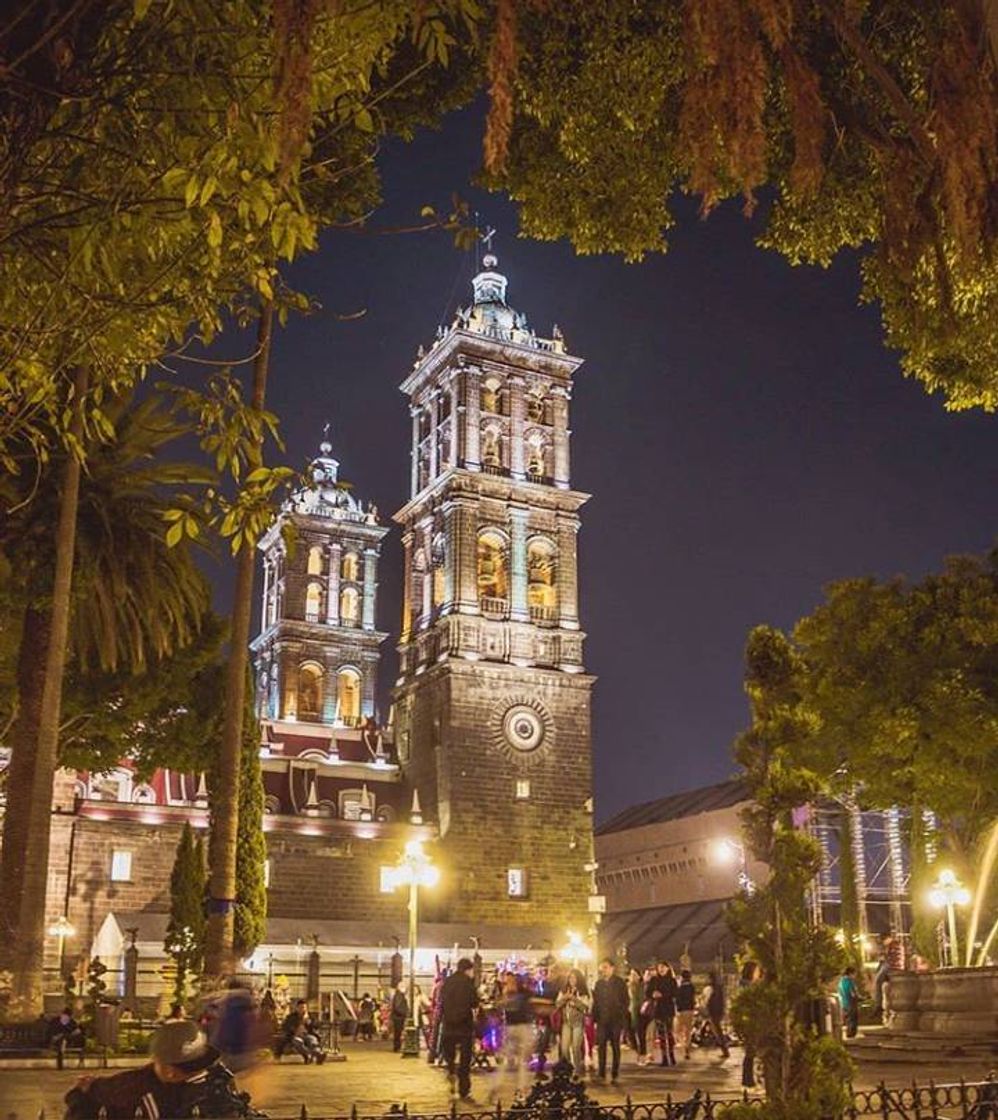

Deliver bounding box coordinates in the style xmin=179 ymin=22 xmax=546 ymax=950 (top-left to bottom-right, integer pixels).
xmin=393 ymin=252 xmax=595 ymax=935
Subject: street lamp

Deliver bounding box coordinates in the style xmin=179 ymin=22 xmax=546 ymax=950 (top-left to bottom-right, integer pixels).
xmin=929 ymin=869 xmax=971 ymax=967
xmin=712 ymin=837 xmax=755 ymax=895
xmin=47 ymin=916 xmax=76 ymax=979
xmin=382 ymin=838 xmax=439 ymax=1057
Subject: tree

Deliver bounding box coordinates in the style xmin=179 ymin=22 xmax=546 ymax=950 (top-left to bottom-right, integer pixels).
xmin=232 ymin=680 xmax=267 ymax=962
xmin=0 ymin=0 xmax=480 ymax=1009
xmin=723 ymin=626 xmax=851 ymax=1120
xmin=485 ymin=0 xmax=998 ymax=411
xmin=164 ymin=823 xmax=207 ymax=1007
xmin=0 ymin=395 xmax=211 ymax=1012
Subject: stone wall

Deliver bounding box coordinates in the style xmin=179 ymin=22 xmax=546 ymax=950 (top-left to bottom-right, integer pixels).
xmin=398 ymin=659 xmax=594 ymax=933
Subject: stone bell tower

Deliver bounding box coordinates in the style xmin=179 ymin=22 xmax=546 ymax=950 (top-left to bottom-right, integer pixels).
xmin=393 ymin=252 xmax=595 ymax=935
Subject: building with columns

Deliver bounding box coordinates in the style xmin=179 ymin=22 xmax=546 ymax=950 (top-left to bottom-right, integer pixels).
xmin=251 ymin=436 xmax=388 ymax=728
xmin=392 ymin=252 xmax=596 ymax=933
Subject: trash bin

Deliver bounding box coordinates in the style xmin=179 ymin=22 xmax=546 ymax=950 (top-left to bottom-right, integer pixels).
xmin=94 ymin=1002 xmax=119 ymax=1050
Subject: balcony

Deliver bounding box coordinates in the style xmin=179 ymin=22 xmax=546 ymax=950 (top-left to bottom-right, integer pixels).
xmin=529 ymin=604 xmax=559 ymax=626
xmin=526 ymin=472 xmax=553 ymax=487
xmin=481 ymin=596 xmax=509 ymax=619
xmin=482 ymin=463 xmax=509 ymax=479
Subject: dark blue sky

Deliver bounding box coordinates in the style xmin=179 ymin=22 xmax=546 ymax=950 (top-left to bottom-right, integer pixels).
xmin=227 ymin=106 xmax=997 ymax=822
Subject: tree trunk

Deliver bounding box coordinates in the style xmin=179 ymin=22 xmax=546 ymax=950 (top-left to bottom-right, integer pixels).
xmin=8 ymin=365 xmax=88 ymax=1016
xmin=203 ymin=301 xmax=273 ymax=978
xmin=0 ymin=605 xmax=52 ymax=965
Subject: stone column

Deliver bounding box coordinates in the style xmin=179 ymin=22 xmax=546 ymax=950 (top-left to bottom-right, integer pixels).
xmin=401 ymin=530 xmax=414 ymax=640
xmin=453 ymin=499 xmax=479 ymax=612
xmin=410 ymin=405 xmax=420 ymax=496
xmin=448 ymin=383 xmax=459 ymax=469
xmin=362 ymin=547 xmax=378 ymax=631
xmin=428 ymin=392 xmax=439 ymax=481
xmin=419 ymin=517 xmax=433 ymax=626
xmin=509 ymin=374 xmax=526 ymax=479
xmin=509 ymin=505 xmax=530 ymax=621
xmin=279 ymin=645 xmax=299 ymax=719
xmin=261 ymin=559 xmax=271 ymax=629
xmin=326 ymin=543 xmax=341 ymax=625
xmin=556 ymin=514 xmax=580 ymax=630
xmin=552 ymin=385 xmax=571 ymax=488
xmin=464 ymin=367 xmax=481 ymax=470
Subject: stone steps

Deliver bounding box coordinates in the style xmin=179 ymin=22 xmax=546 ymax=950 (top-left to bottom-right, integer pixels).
xmin=847 ymin=1030 xmax=998 ymax=1064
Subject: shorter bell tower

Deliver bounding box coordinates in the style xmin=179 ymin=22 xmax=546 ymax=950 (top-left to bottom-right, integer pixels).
xmin=252 ymin=432 xmax=388 ymax=729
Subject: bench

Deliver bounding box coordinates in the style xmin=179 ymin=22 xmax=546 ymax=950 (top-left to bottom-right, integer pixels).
xmin=0 ymin=1020 xmax=87 ymax=1068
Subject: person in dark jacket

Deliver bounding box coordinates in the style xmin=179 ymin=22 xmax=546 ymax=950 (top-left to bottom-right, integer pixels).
xmin=47 ymin=1007 xmax=85 ymax=1070
xmin=63 ymin=1020 xmax=222 ymax=1119
xmin=390 ymin=982 xmax=409 ymax=1052
xmin=591 ymin=957 xmax=629 ymax=1082
xmin=646 ymin=961 xmax=679 ymax=1066
xmin=675 ymin=970 xmax=697 ymax=1060
xmin=280 ymin=999 xmax=326 ymax=1063
xmin=440 ymin=958 xmax=480 ymax=1100
xmin=739 ymin=961 xmax=762 ymax=1085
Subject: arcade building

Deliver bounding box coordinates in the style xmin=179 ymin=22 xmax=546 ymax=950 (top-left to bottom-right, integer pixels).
xmin=27 ymin=254 xmax=599 ymax=998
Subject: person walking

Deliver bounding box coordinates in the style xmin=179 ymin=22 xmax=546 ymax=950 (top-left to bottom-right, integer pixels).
xmin=557 ymin=969 xmax=590 ymax=1076
xmin=626 ymin=968 xmax=647 ymax=1065
xmin=839 ymin=965 xmax=860 ymax=1039
xmin=592 ymin=957 xmax=629 ymax=1083
xmin=738 ymin=961 xmax=761 ymax=1086
xmin=390 ymin=981 xmax=409 ymax=1052
xmin=646 ymin=961 xmax=679 ymax=1066
xmin=675 ymin=970 xmax=697 ymax=1060
xmin=701 ymin=972 xmax=730 ymax=1059
xmin=495 ymin=973 xmax=535 ymax=1102
xmin=440 ymin=958 xmax=480 ymax=1101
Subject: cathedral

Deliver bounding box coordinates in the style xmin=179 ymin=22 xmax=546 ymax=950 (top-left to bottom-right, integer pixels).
xmin=38 ymin=253 xmax=597 ymax=997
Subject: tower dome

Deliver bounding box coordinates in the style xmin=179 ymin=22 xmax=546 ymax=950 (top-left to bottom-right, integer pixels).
xmin=464 ymin=253 xmax=526 ymax=336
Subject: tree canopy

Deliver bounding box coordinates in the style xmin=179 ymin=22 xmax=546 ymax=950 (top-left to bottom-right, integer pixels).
xmin=486 ymin=0 xmax=998 ymax=410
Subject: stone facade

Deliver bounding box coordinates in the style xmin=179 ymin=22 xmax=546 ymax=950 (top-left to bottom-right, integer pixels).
xmin=393 ymin=253 xmax=596 ymax=938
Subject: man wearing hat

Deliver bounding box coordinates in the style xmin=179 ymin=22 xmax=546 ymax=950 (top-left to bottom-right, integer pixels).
xmin=64 ymin=1019 xmax=222 ymax=1118
xmin=439 ymin=957 xmax=480 ymax=1101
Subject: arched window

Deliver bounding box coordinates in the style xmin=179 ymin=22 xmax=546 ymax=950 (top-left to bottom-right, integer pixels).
xmin=340 ymin=585 xmax=360 ymax=626
xmin=337 ymin=667 xmax=361 ymax=727
xmin=305 ymin=581 xmax=322 ymax=622
xmin=307 ymin=546 xmax=323 ymax=576
xmin=341 ymin=551 xmax=360 ymax=581
xmin=528 ymin=538 xmax=558 ymax=617
xmin=477 ymin=530 xmax=508 ymax=607
xmin=298 ymin=662 xmax=323 ymax=720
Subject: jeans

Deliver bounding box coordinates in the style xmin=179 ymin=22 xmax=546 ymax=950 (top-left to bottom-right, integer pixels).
xmin=675 ymin=1010 xmax=695 ymax=1058
xmin=391 ymin=1014 xmax=406 ymax=1051
xmin=844 ymin=1004 xmax=859 ymax=1038
xmin=560 ymin=1021 xmax=585 ymax=1074
xmin=497 ymin=1022 xmax=535 ymax=1101
xmin=441 ymin=1029 xmax=474 ymax=1097
xmin=596 ymin=1020 xmax=622 ymax=1079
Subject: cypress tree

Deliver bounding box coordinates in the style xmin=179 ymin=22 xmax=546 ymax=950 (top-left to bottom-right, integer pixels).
xmin=232 ymin=677 xmax=267 ymax=961
xmin=164 ymin=822 xmax=206 ymax=1001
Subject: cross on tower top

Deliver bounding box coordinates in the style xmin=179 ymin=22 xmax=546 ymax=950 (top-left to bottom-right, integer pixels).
xmin=480 ymin=225 xmax=497 ymax=253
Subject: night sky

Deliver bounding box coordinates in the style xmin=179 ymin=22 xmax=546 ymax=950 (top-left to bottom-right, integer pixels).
xmin=224 ymin=106 xmax=997 ymax=823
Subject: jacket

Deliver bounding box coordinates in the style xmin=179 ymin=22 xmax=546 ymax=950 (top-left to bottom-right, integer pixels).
xmin=646 ymin=973 xmax=679 ymax=1019
xmin=591 ymin=974 xmax=629 ymax=1024
xmin=440 ymin=971 xmax=479 ymax=1033
xmin=676 ymin=979 xmax=696 ymax=1012
xmin=64 ymin=1064 xmax=212 ymax=1119
xmin=556 ymin=987 xmax=591 ymax=1029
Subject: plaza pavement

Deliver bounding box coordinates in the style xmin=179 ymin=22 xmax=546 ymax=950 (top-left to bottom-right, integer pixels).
xmin=1 ymin=1039 xmax=995 ymax=1118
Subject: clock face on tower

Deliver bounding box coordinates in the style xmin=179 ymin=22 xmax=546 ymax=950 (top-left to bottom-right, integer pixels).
xmin=490 ymin=696 xmax=554 ymax=765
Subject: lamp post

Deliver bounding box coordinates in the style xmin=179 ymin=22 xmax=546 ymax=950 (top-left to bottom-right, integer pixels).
xmin=383 ymin=838 xmax=439 ymax=1057
xmin=929 ymin=869 xmax=971 ymax=967
xmin=47 ymin=916 xmax=76 ymax=983
xmin=712 ymin=837 xmax=755 ymax=895
xmin=560 ymin=930 xmax=594 ymax=975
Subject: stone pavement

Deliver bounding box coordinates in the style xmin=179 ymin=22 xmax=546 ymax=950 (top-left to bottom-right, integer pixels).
xmin=1 ymin=1039 xmax=995 ymax=1118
